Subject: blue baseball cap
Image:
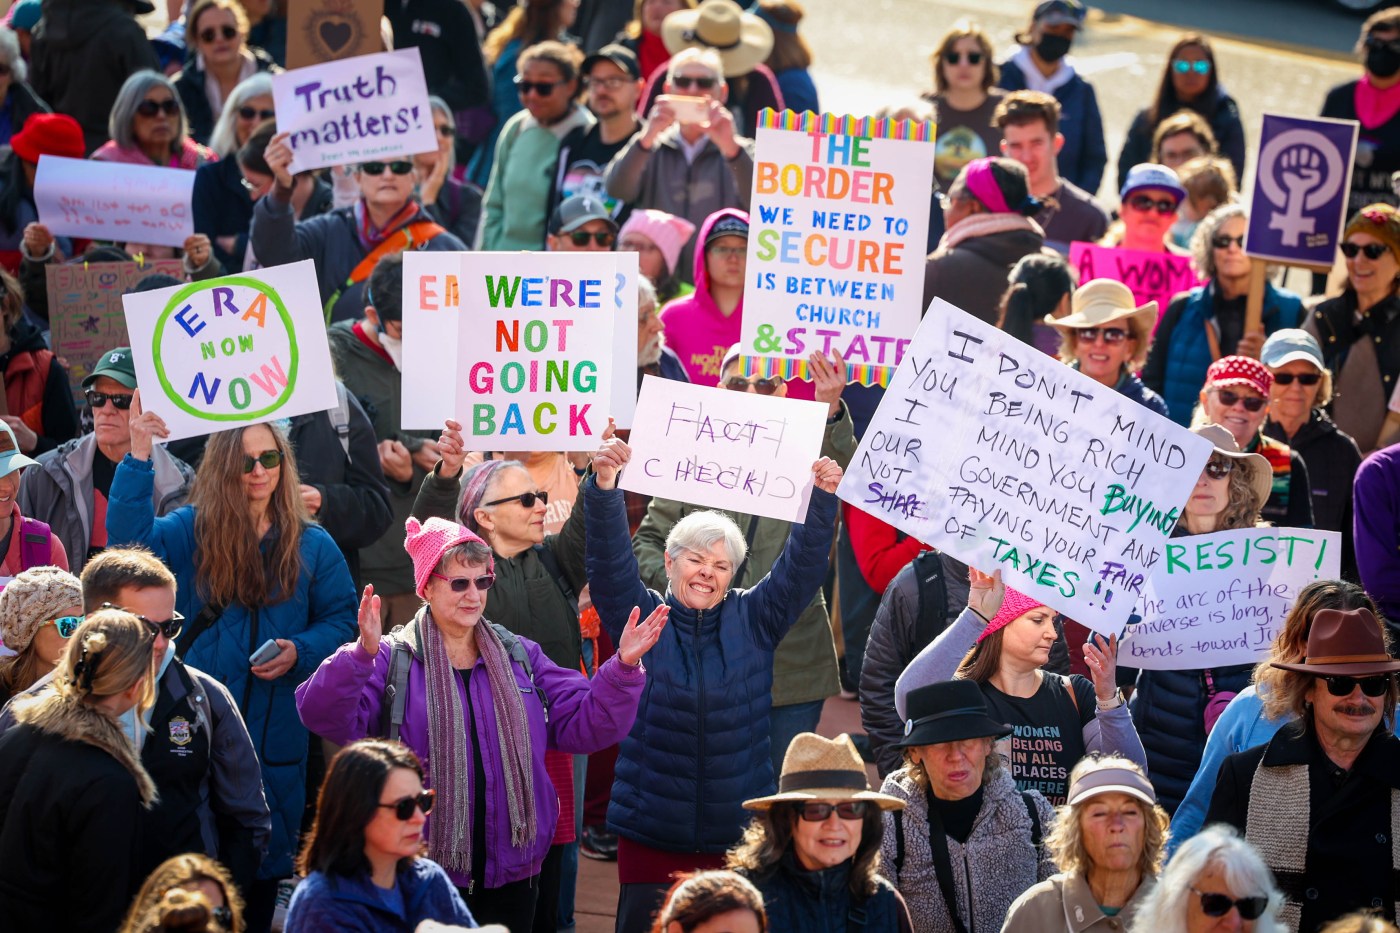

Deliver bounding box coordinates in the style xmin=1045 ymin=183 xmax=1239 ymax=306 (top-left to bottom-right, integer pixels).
xmin=1260 ymin=329 xmax=1326 ymax=371
xmin=1120 ymin=163 xmax=1186 ymax=203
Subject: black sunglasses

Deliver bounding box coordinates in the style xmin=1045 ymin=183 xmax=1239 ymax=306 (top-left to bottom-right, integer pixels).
xmin=85 ymin=389 xmax=134 ymax=410
xmin=379 ymin=789 xmax=436 ymax=820
xmin=483 ymin=490 xmax=548 ymax=508
xmin=1272 ymin=372 xmax=1321 ymax=386
xmin=199 ymin=24 xmax=239 ymax=42
xmin=568 ymin=230 xmax=616 ymax=247
xmin=242 ymin=450 xmax=283 ymax=473
xmin=798 ymin=801 xmax=869 ymax=822
xmin=724 ymin=375 xmax=783 ymax=395
xmin=430 ymin=571 xmax=497 ymax=593
xmin=1203 ymin=457 xmax=1234 ymax=480
xmin=1211 ymin=234 xmax=1245 ymax=250
xmin=1190 ymin=888 xmax=1268 ymax=921
xmin=1341 ymin=241 xmax=1389 ymax=260
xmin=100 ymin=602 xmax=185 ymax=640
xmin=513 ymin=76 xmax=559 ymax=96
xmin=436 ymin=124 xmax=455 ymax=137
xmin=1322 ymin=674 xmax=1392 ymax=697
xmin=671 ymin=75 xmax=717 ymax=90
xmin=1213 ymin=388 xmax=1267 ymax=412
xmin=361 ymin=160 xmax=414 ymax=176
xmin=238 ymin=106 xmax=275 ymax=121
xmin=943 ymin=51 xmax=983 ymax=65
xmin=136 ymin=98 xmax=181 ymax=118
xmin=1127 ymin=194 xmax=1178 ymax=215
xmin=1075 ymin=327 xmax=1129 ymax=345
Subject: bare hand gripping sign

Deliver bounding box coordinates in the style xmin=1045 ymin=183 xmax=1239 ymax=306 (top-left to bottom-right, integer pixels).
xmin=837 ymin=299 xmax=1214 ymax=636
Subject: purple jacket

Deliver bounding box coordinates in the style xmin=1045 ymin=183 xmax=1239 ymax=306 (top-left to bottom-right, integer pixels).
xmin=295 ymin=628 xmax=645 ymax=889
xmin=1355 ymin=443 xmax=1400 ymax=629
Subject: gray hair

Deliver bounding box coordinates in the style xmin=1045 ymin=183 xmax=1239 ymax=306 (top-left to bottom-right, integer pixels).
xmin=1190 ymin=202 xmax=1247 ymax=280
xmin=427 ymin=94 xmax=456 ymax=173
xmin=667 ymin=47 xmax=726 ymax=86
xmin=664 ymin=510 xmax=747 ymax=568
xmin=434 ymin=538 xmax=494 ymax=575
xmin=637 ymin=274 xmax=657 ymax=312
xmin=109 ymin=70 xmax=189 ymax=152
xmin=1129 ymin=825 xmax=1285 ymax=933
xmin=0 ymin=29 xmax=25 ymax=83
xmin=208 ymin=72 xmax=273 ymax=158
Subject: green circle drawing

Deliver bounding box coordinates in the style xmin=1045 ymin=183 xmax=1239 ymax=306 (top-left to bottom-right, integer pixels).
xmin=152 ymin=276 xmax=300 ymax=422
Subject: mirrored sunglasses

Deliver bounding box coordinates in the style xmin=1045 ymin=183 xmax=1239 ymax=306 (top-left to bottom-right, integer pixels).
xmin=1171 ymin=58 xmax=1211 ymax=74
xmin=1322 ymin=674 xmax=1391 ymax=697
xmin=242 ymin=450 xmax=283 ymax=473
xmin=429 ymin=571 xmax=497 ymax=593
xmin=1075 ymin=327 xmax=1128 ymax=345
xmin=1203 ymin=457 xmax=1234 ymax=480
xmin=798 ymin=801 xmax=868 ymax=822
xmin=379 ymin=789 xmax=436 ymax=820
xmin=44 ymin=616 xmax=84 ymax=638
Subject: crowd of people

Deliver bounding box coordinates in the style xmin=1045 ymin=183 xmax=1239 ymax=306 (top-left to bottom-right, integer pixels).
xmin=0 ymin=0 xmax=1398 ymax=932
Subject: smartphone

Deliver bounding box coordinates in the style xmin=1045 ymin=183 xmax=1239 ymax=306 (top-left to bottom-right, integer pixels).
xmin=658 ymin=94 xmax=710 ymax=126
xmin=249 ymin=638 xmax=281 ymax=666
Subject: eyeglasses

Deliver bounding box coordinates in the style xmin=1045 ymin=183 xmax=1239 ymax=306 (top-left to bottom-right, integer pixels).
xmin=429 ymin=571 xmax=497 ymax=593
xmin=708 ymin=245 xmax=746 ymax=259
xmin=1212 ymin=234 xmax=1245 ymax=250
xmin=943 ymin=51 xmax=984 ymax=65
xmin=136 ymin=98 xmax=181 ymax=118
xmin=1322 ymin=674 xmax=1392 ymax=697
xmin=568 ymin=230 xmax=616 ymax=247
xmin=379 ymin=789 xmax=436 ymax=820
xmin=100 ymin=603 xmax=186 ymax=640
xmin=1189 ymin=888 xmax=1268 ymax=921
xmin=1341 ymin=241 xmax=1389 ymax=260
xmin=1126 ymin=194 xmax=1178 ymax=215
xmin=483 ymin=490 xmax=549 ymax=508
xmin=798 ymin=801 xmax=869 ymax=821
xmin=1272 ymin=372 xmax=1321 ymax=386
xmin=1075 ymin=327 xmax=1129 ymax=345
xmin=724 ymin=375 xmax=784 ymax=394
xmin=199 ymin=24 xmax=239 ymax=42
xmin=360 ymin=160 xmax=414 ymax=176
xmin=1213 ymin=389 xmax=1267 ymax=412
xmin=513 ymin=76 xmax=559 ymax=96
xmin=671 ymin=75 xmax=717 ymax=91
xmin=239 ymin=175 xmax=270 ymax=194
xmin=586 ymin=75 xmax=634 ymax=90
xmin=1203 ymin=457 xmax=1234 ymax=480
xmin=85 ymin=389 xmax=134 ymax=410
xmin=436 ymin=124 xmax=455 ymax=138
xmin=44 ymin=616 xmax=84 ymax=638
xmin=242 ymin=450 xmax=283 ymax=473
xmin=237 ymin=106 xmax=275 ymax=121
xmin=1172 ymin=58 xmax=1211 ymax=74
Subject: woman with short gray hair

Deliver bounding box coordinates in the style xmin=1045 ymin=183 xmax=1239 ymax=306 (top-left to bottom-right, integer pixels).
xmin=92 ymin=70 xmax=215 ymax=169
xmin=1129 ymin=825 xmax=1285 ymax=933
xmin=415 ymin=95 xmax=482 ymax=247
xmin=0 ymin=27 xmax=50 ymax=148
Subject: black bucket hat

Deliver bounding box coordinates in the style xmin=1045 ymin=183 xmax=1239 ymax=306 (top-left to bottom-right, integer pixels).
xmin=893 ymin=680 xmax=1013 ymax=748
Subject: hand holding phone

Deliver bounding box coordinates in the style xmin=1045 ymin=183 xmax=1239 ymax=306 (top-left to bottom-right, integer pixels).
xmin=249 ymin=638 xmax=281 ymax=667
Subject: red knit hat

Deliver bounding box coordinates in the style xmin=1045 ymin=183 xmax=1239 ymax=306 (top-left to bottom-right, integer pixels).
xmin=1205 ymin=354 xmax=1272 ymax=397
xmin=404 ymin=516 xmax=493 ymax=597
xmin=11 ymin=113 xmax=86 ymax=164
xmin=977 ymin=586 xmax=1048 ymax=643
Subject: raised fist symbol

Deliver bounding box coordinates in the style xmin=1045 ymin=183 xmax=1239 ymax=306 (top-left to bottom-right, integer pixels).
xmin=1279 ymin=145 xmax=1323 ymax=202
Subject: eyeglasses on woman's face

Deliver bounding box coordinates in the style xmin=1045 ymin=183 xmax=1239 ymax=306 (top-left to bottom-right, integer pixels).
xmin=199 ymin=24 xmax=239 ymax=43
xmin=429 ymin=571 xmax=497 ymax=593
xmin=379 ymin=789 xmax=436 ymax=820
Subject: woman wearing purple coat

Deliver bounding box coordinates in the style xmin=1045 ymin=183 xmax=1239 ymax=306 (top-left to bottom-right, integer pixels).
xmin=296 ymin=516 xmax=668 ymax=932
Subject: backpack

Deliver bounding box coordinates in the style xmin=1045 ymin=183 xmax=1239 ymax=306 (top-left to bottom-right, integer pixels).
xmin=328 ymin=382 xmax=351 ymax=460
xmin=909 ymin=549 xmax=949 ymax=650
xmin=18 ymin=517 xmax=52 ymax=570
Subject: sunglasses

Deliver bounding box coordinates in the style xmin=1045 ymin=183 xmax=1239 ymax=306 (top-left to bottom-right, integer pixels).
xmin=199 ymin=24 xmax=239 ymax=42
xmin=237 ymin=106 xmax=275 ymax=121
xmin=436 ymin=124 xmax=455 ymax=137
xmin=44 ymin=616 xmax=84 ymax=638
xmin=1203 ymin=457 xmax=1234 ymax=480
xmin=483 ymin=490 xmax=548 ymax=508
xmin=943 ymin=51 xmax=983 ymax=65
xmin=430 ymin=571 xmax=497 ymax=593
xmin=1075 ymin=327 xmax=1129 ymax=345
xmin=671 ymin=75 xmax=717 ymax=90
xmin=724 ymin=375 xmax=783 ymax=394
xmin=1190 ymin=888 xmax=1268 ymax=921
xmin=1272 ymin=372 xmax=1321 ymax=386
xmin=513 ymin=76 xmax=559 ymax=96
xmin=242 ymin=450 xmax=283 ymax=473
xmin=85 ymin=389 xmax=134 ymax=410
xmin=100 ymin=602 xmax=186 ymax=640
xmin=798 ymin=801 xmax=869 ymax=822
xmin=568 ymin=230 xmax=616 ymax=247
xmin=379 ymin=789 xmax=436 ymax=820
xmin=1212 ymin=234 xmax=1245 ymax=250
xmin=136 ymin=98 xmax=181 ymax=118
xmin=1172 ymin=58 xmax=1211 ymax=74
xmin=1341 ymin=241 xmax=1389 ymax=260
xmin=1127 ymin=194 xmax=1178 ymax=215
xmin=1322 ymin=674 xmax=1392 ymax=697
xmin=239 ymin=175 xmax=270 ymax=194
xmin=361 ymin=160 xmax=414 ymax=176
xmin=1213 ymin=389 xmax=1267 ymax=412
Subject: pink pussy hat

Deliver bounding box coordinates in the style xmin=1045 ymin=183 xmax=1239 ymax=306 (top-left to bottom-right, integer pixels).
xmin=977 ymin=586 xmax=1048 ymax=643
xmin=405 ymin=516 xmax=493 ymax=598
xmin=619 ymin=209 xmax=697 ymax=276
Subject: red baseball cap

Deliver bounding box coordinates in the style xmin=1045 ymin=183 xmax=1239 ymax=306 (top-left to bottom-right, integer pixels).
xmin=1205 ymin=354 xmax=1272 ymax=397
xmin=11 ymin=114 xmax=86 ymax=165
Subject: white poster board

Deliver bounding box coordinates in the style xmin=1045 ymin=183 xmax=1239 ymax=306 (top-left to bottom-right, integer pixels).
xmin=608 ymin=250 xmax=639 ymax=428
xmin=34 ymin=156 xmax=195 ymax=248
xmin=273 ymin=48 xmax=437 ymax=172
xmin=1118 ymin=528 xmax=1342 ymax=669
xmin=121 ymin=260 xmax=338 ymax=441
xmin=620 ymin=375 xmax=827 ymax=522
xmin=836 ymin=298 xmax=1214 ymax=636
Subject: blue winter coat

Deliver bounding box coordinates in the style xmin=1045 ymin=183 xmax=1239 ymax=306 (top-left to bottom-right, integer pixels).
xmin=583 ymin=475 xmax=838 ymax=853
xmin=105 ymin=453 xmax=358 ymax=878
xmin=748 ymin=855 xmax=907 ymax=932
xmin=284 ymin=858 xmax=478 ymax=932
xmin=998 ymin=58 xmax=1106 ymax=194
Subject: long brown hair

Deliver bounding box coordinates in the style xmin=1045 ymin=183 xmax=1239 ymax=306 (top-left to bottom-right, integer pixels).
xmin=297 ymin=740 xmax=427 ymax=878
xmin=121 ymin=853 xmax=245 ymax=933
xmin=190 ymin=424 xmax=308 ymax=607
xmin=956 ymin=626 xmax=1004 ymax=683
xmin=0 ymin=646 xmax=45 ymax=700
xmin=483 ymin=0 xmax=568 ymax=65
xmin=1147 ymin=34 xmax=1220 ymax=127
xmin=1258 ymin=581 xmax=1381 ymax=721
xmin=725 ymin=802 xmax=885 ymax=899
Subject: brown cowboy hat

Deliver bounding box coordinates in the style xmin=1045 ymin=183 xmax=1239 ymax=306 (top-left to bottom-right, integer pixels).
xmin=1192 ymin=423 xmax=1273 ymax=509
xmin=661 ymin=0 xmax=774 ymax=78
xmin=1272 ymin=608 xmax=1400 ymax=677
xmin=742 ymin=733 xmax=904 ymax=811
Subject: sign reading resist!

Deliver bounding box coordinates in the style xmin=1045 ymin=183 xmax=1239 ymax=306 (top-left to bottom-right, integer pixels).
xmin=837 ymin=299 xmax=1214 ymax=636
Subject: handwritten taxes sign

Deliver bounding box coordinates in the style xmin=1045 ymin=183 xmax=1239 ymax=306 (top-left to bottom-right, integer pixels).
xmin=122 ymin=260 xmax=338 ymax=441
xmin=620 ymin=375 xmax=827 ymax=522
xmin=1069 ymin=242 xmax=1200 ymax=322
xmin=1119 ymin=528 xmax=1341 ymax=669
xmin=35 ymin=156 xmax=195 ymax=248
xmin=274 ymin=48 xmax=437 ymax=172
xmin=1245 ymin=114 xmax=1359 ymax=267
xmin=836 ymin=298 xmax=1214 ymax=636
xmin=740 ymin=110 xmax=934 ymax=387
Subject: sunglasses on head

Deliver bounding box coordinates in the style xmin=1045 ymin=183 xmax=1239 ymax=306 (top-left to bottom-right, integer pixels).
xmin=1213 ymin=388 xmax=1267 ymax=412
xmin=380 ymin=789 xmax=436 ymax=820
xmin=85 ymin=389 xmax=134 ymax=410
xmin=1127 ymin=194 xmax=1178 ymax=215
xmin=360 ymin=160 xmax=414 ymax=176
xmin=1212 ymin=234 xmax=1245 ymax=250
xmin=943 ymin=51 xmax=983 ymax=65
xmin=237 ymin=106 xmax=275 ymax=121
xmin=1172 ymin=58 xmax=1211 ymax=74
xmin=136 ymin=98 xmax=181 ymax=118
xmin=513 ymin=76 xmax=559 ymax=96
xmin=242 ymin=450 xmax=283 ymax=473
xmin=568 ymin=230 xmax=616 ymax=247
xmin=671 ymin=75 xmax=717 ymax=91
xmin=1190 ymin=888 xmax=1268 ymax=920
xmin=1272 ymin=372 xmax=1321 ymax=386
xmin=1341 ymin=241 xmax=1389 ymax=260
xmin=483 ymin=490 xmax=549 ymax=508
xmin=798 ymin=801 xmax=869 ymax=822
xmin=1203 ymin=457 xmax=1234 ymax=480
xmin=724 ymin=374 xmax=784 ymax=394
xmin=1075 ymin=326 xmax=1128 ymax=345
xmin=100 ymin=602 xmax=185 ymax=640
xmin=199 ymin=24 xmax=239 ymax=42
xmin=430 ymin=571 xmax=497 ymax=593
xmin=45 ymin=616 xmax=84 ymax=638
xmin=1322 ymin=673 xmax=1392 ymax=697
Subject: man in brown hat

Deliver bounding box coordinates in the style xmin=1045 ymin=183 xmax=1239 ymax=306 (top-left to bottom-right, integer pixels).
xmin=1206 ymin=607 xmax=1400 ymax=931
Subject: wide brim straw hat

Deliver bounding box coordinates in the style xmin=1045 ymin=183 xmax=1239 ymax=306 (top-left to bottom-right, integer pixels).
xmin=1192 ymin=423 xmax=1273 ymax=508
xmin=1047 ymin=278 xmax=1157 ymax=334
xmin=661 ymin=0 xmax=774 ymax=78
xmin=743 ymin=733 xmax=904 ymax=811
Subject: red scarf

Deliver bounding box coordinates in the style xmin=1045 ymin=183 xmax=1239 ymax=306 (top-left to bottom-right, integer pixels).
xmin=1355 ymin=74 xmax=1400 ymax=129
xmin=352 ymin=320 xmax=395 ymax=366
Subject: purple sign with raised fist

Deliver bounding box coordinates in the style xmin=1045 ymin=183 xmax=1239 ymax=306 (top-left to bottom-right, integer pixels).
xmin=1245 ymin=113 xmax=1359 ymax=267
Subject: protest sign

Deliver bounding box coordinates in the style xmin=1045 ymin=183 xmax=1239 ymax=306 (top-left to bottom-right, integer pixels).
xmin=620 ymin=375 xmax=827 ymax=522
xmin=122 ymin=260 xmax=338 ymax=441
xmin=34 ymin=156 xmax=195 ymax=249
xmin=1245 ymin=114 xmax=1359 ymax=268
xmin=1069 ymin=242 xmax=1201 ymax=322
xmin=47 ymin=260 xmax=184 ymax=400
xmin=1119 ymin=528 xmax=1341 ymax=669
xmin=836 ymin=298 xmax=1214 ymax=636
xmin=273 ymin=48 xmax=437 ymax=172
xmin=286 ymin=0 xmax=383 ymax=69
xmin=739 ymin=110 xmax=934 ymax=387
xmin=609 ymin=250 xmax=639 ymax=429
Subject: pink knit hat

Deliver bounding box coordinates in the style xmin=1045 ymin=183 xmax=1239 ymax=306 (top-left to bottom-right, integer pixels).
xmin=977 ymin=586 xmax=1048 ymax=643
xmin=619 ymin=209 xmax=697 ymax=276
xmin=404 ymin=516 xmax=493 ymax=598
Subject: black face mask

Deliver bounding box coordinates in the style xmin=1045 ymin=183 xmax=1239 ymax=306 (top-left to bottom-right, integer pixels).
xmin=1367 ymin=43 xmax=1400 ymax=79
xmin=1035 ymin=33 xmax=1073 ymax=64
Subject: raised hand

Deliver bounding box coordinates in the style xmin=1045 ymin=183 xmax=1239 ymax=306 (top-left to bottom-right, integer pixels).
xmin=357 ymin=584 xmax=383 ymax=657
xmin=593 ymin=435 xmax=632 ymax=489
xmin=1084 ymin=632 xmax=1120 ymax=702
xmin=437 ymin=419 xmax=466 ymax=477
xmin=127 ymin=389 xmax=170 ymax=461
xmin=809 ymin=351 xmax=847 ymax=417
xmin=617 ymin=604 xmax=669 ymax=666
xmin=967 ymin=567 xmax=1005 ymax=623
xmin=811 ymin=456 xmax=843 ymax=493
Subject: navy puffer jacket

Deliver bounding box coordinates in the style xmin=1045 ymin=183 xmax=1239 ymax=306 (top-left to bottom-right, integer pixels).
xmin=747 ymin=855 xmax=909 ymax=932
xmin=584 ymin=475 xmax=837 ymax=853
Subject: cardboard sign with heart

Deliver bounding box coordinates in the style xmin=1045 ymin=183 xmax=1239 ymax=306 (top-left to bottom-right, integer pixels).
xmin=287 ymin=0 xmax=382 ymax=69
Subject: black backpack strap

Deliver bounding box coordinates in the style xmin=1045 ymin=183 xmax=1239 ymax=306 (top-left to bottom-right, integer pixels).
xmin=492 ymin=622 xmax=550 ymax=722
xmin=177 ymin=601 xmax=225 ymax=661
xmin=534 ymin=544 xmax=578 ymax=617
xmin=380 ymin=626 xmax=412 ymax=742
xmin=893 ymin=807 xmax=905 ymax=878
xmin=1021 ymin=790 xmax=1042 ymax=849
xmin=912 ymin=550 xmax=947 ymax=649
xmin=924 ymin=788 xmax=970 ymax=933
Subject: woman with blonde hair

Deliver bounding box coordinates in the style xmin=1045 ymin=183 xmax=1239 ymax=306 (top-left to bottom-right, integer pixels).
xmin=1129 ymin=825 xmax=1284 ymax=933
xmin=0 ymin=565 xmax=82 ymax=703
xmin=0 ymin=609 xmax=159 ymax=933
xmin=122 ymin=853 xmax=244 ymax=933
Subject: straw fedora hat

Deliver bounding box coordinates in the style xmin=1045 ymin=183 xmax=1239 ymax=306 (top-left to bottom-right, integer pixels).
xmin=742 ymin=733 xmax=904 ymax=811
xmin=661 ymin=0 xmax=774 ymax=78
xmin=1047 ymin=278 xmax=1158 ymax=335
xmin=1192 ymin=423 xmax=1273 ymax=508
xmin=1271 ymin=608 xmax=1400 ymax=677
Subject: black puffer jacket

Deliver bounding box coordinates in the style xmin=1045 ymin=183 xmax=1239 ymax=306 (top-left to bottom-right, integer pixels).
xmin=922 ymin=224 xmax=1047 ymax=325
xmin=1264 ymin=408 xmax=1362 ymax=576
xmin=746 ymin=854 xmax=912 ymax=933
